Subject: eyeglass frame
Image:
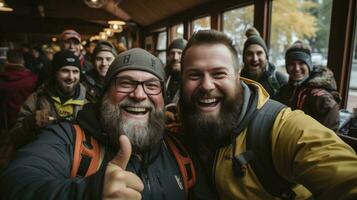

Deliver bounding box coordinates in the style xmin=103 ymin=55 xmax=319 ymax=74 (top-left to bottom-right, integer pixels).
xmin=112 ymin=77 xmax=164 ymax=95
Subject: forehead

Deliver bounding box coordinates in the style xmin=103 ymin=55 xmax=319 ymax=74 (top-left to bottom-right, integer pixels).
xmin=169 ymin=48 xmax=183 ymax=53
xmin=246 ymin=44 xmax=265 ymax=52
xmin=115 ymin=70 xmax=159 ymax=80
xmin=183 ymin=44 xmax=235 ymax=71
xmin=64 ymin=38 xmax=80 ymax=44
xmin=59 ymin=66 xmax=79 ymax=71
xmin=96 ymin=51 xmax=115 ymax=58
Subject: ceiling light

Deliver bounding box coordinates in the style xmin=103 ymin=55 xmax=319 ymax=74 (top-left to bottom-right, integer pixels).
xmin=83 ymin=0 xmax=107 ymax=8
xmin=104 ymin=28 xmax=114 ymax=37
xmin=99 ymin=32 xmax=108 ymax=40
xmin=0 ymin=0 xmax=14 ymax=12
xmin=108 ymin=20 xmax=125 ymax=32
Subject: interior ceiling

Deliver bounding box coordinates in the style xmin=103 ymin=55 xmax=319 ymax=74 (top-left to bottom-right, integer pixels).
xmin=0 ymin=0 xmax=211 ymax=44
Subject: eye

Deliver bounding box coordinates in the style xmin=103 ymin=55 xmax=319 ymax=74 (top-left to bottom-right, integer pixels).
xmin=187 ymin=72 xmax=201 ymax=80
xmin=145 ymin=81 xmax=161 ymax=90
xmin=118 ymin=79 xmax=135 ymax=88
xmin=212 ymin=72 xmax=227 ymax=79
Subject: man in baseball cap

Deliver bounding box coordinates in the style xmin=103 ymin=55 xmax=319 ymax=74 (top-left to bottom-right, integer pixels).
xmin=10 ymin=50 xmax=89 ymax=148
xmin=59 ymin=29 xmax=93 ymax=74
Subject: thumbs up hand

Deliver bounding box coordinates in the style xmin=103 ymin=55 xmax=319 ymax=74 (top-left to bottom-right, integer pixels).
xmin=103 ymin=135 xmax=144 ymax=200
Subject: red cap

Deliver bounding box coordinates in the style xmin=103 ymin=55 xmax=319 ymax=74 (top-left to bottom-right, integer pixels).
xmin=60 ymin=29 xmax=81 ymax=42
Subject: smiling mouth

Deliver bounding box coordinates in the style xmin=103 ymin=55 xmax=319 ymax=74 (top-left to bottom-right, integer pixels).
xmin=197 ymin=98 xmax=219 ymax=107
xmin=123 ymin=106 xmax=149 ymax=115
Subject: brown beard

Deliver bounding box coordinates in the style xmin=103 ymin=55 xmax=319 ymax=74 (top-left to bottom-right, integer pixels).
xmin=100 ymin=97 xmax=165 ymax=154
xmin=179 ymin=86 xmax=242 ymax=150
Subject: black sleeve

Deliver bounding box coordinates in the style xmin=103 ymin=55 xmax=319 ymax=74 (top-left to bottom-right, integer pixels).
xmin=0 ymin=122 xmax=106 ymax=200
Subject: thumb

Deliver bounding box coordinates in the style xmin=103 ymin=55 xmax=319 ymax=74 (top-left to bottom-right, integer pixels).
xmin=110 ymin=134 xmax=132 ymax=170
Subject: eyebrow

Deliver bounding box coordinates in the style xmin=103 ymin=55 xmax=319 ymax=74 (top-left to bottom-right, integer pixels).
xmin=115 ymin=75 xmax=160 ymax=82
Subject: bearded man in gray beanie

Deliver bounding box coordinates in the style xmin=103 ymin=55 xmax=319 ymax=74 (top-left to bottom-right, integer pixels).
xmin=0 ymin=48 xmax=205 ymax=200
xmin=241 ymin=27 xmax=288 ymax=100
xmin=278 ymin=40 xmax=341 ymax=131
xmin=82 ymin=40 xmax=118 ymax=103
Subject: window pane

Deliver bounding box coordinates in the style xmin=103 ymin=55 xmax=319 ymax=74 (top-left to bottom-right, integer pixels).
xmin=156 ymin=31 xmax=167 ymax=51
xmin=157 ymin=51 xmax=166 ymax=66
xmin=347 ymin=22 xmax=357 ymax=111
xmin=192 ymin=16 xmax=211 ymax=33
xmin=172 ymin=24 xmax=184 ymax=39
xmin=223 ymin=5 xmax=254 ymax=62
xmin=270 ymin=0 xmax=332 ymax=72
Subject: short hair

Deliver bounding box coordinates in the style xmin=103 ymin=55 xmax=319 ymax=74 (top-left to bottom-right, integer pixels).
xmin=182 ymin=30 xmax=240 ymax=72
xmin=7 ymin=49 xmax=24 ymax=65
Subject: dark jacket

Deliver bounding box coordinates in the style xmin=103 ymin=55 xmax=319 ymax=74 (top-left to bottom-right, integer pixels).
xmin=0 ymin=104 xmax=188 ymax=200
xmin=278 ymin=66 xmax=341 ymax=131
xmin=241 ymin=62 xmax=288 ymax=100
xmin=0 ymin=63 xmax=37 ymax=129
xmin=81 ymin=69 xmax=103 ymax=103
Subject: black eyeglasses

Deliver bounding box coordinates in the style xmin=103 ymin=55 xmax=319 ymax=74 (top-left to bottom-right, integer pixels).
xmin=113 ymin=78 xmax=163 ymax=95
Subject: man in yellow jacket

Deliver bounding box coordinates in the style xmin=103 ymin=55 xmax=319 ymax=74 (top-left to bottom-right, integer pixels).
xmin=178 ymin=29 xmax=357 ymax=200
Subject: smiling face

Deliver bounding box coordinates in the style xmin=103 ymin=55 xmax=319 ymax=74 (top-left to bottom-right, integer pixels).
xmin=180 ymin=44 xmax=242 ymax=148
xmin=167 ymin=48 xmax=183 ymax=73
xmin=55 ymin=66 xmax=80 ymax=95
xmin=286 ymin=60 xmax=310 ymax=81
xmin=243 ymin=44 xmax=268 ymax=80
xmin=100 ymin=70 xmax=165 ymax=153
xmin=94 ymin=51 xmax=115 ymax=78
xmin=62 ymin=38 xmax=81 ymax=56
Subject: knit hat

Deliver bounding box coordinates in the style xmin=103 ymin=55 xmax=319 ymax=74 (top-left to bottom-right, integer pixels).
xmin=243 ymin=27 xmax=268 ymax=59
xmin=168 ymin=38 xmax=187 ymax=51
xmin=285 ymin=40 xmax=313 ymax=72
xmin=92 ymin=40 xmax=117 ymax=59
xmin=103 ymin=48 xmax=165 ymax=92
xmin=52 ymin=50 xmax=81 ymax=74
xmin=60 ymin=29 xmax=81 ymax=42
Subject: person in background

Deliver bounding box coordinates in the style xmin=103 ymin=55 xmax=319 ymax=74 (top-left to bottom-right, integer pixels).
xmin=9 ymin=50 xmax=88 ymax=149
xmin=241 ymin=27 xmax=287 ymax=100
xmin=82 ymin=40 xmax=117 ymax=103
xmin=59 ymin=29 xmax=93 ymax=75
xmin=279 ymin=40 xmax=341 ymax=131
xmin=165 ymin=38 xmax=187 ymax=104
xmin=83 ymin=39 xmax=97 ymax=63
xmin=0 ymin=49 xmax=38 ymax=130
xmin=179 ymin=30 xmax=357 ymax=199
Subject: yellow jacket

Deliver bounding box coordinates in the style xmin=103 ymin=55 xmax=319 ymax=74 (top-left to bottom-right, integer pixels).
xmin=214 ymin=78 xmax=357 ymax=200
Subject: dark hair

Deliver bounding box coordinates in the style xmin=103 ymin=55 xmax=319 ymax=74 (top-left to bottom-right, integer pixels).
xmin=7 ymin=49 xmax=24 ymax=64
xmin=182 ymin=30 xmax=240 ymax=72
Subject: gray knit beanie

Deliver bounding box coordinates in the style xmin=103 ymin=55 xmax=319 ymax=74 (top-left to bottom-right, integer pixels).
xmin=168 ymin=38 xmax=187 ymax=51
xmin=243 ymin=27 xmax=268 ymax=59
xmin=285 ymin=40 xmax=313 ymax=72
xmin=103 ymin=48 xmax=165 ymax=93
xmin=92 ymin=40 xmax=117 ymax=59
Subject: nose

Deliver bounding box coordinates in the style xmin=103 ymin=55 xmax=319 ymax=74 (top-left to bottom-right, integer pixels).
xmin=129 ymin=83 xmax=147 ymax=101
xmin=200 ymin=75 xmax=215 ymax=92
xmin=173 ymin=52 xmax=180 ymax=61
xmin=68 ymin=71 xmax=75 ymax=79
xmin=252 ymin=53 xmax=258 ymax=61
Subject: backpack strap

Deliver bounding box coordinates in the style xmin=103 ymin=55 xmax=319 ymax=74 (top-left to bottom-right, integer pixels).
xmin=164 ymin=133 xmax=196 ymax=195
xmin=71 ymin=124 xmax=101 ymax=177
xmin=247 ymin=100 xmax=296 ymax=200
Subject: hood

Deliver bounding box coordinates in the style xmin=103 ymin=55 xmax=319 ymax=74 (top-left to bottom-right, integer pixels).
xmin=0 ymin=64 xmax=35 ymax=82
xmin=305 ymin=65 xmax=337 ymax=91
xmin=76 ymin=103 xmax=106 ymax=143
xmin=241 ymin=77 xmax=270 ymax=109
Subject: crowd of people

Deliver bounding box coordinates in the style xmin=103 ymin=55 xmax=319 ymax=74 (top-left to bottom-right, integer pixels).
xmin=0 ymin=28 xmax=356 ymax=199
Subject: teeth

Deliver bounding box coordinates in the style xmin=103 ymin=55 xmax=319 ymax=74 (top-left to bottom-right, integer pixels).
xmin=126 ymin=107 xmax=146 ymax=112
xmin=199 ymin=98 xmax=217 ymax=104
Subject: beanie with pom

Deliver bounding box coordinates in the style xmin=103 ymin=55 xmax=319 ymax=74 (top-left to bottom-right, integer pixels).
xmin=243 ymin=27 xmax=268 ymax=59
xmin=285 ymin=40 xmax=313 ymax=72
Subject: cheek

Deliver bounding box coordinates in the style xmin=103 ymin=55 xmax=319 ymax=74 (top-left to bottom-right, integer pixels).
xmin=107 ymin=88 xmax=127 ymax=104
xmin=149 ymin=95 xmax=165 ymax=109
xmin=182 ymin=81 xmax=197 ymax=97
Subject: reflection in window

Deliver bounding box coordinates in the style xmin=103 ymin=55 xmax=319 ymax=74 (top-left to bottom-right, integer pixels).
xmin=156 ymin=31 xmax=167 ymax=65
xmin=223 ymin=5 xmax=254 ymax=63
xmin=171 ymin=24 xmax=184 ymax=39
xmin=270 ymin=0 xmax=332 ymax=71
xmin=347 ymin=22 xmax=357 ymax=111
xmin=192 ymin=16 xmax=211 ymax=33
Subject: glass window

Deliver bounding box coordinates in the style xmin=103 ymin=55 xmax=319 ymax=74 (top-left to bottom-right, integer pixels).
xmin=192 ymin=16 xmax=211 ymax=33
xmin=346 ymin=22 xmax=357 ymax=111
xmin=156 ymin=31 xmax=167 ymax=65
xmin=223 ymin=5 xmax=254 ymax=63
xmin=171 ymin=24 xmax=184 ymax=39
xmin=270 ymin=0 xmax=333 ymax=72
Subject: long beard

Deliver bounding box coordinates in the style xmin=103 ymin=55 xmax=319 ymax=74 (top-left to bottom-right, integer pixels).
xmin=100 ymin=98 xmax=165 ymax=154
xmin=179 ymin=89 xmax=242 ymax=150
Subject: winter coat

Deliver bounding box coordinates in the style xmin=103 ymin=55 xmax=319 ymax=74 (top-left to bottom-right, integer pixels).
xmin=278 ymin=66 xmax=341 ymax=131
xmin=0 ymin=63 xmax=37 ymax=129
xmin=0 ymin=104 xmax=193 ymax=200
xmin=81 ymin=69 xmax=103 ymax=103
xmin=9 ymin=81 xmax=88 ymax=148
xmin=241 ymin=62 xmax=288 ymax=100
xmin=194 ymin=78 xmax=357 ymax=200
